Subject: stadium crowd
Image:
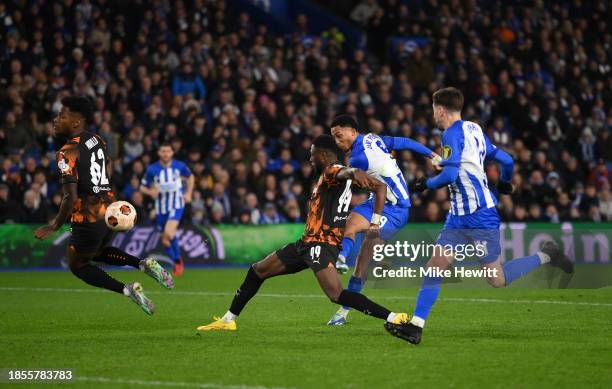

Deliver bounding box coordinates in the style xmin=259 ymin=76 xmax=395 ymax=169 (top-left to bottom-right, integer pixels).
xmin=0 ymin=0 xmax=610 ymax=226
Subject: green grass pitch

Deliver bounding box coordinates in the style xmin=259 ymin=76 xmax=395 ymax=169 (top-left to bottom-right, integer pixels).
xmin=1 ymin=268 xmax=611 ymax=388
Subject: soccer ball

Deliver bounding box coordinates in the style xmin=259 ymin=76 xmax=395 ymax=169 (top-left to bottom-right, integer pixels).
xmin=105 ymin=201 xmax=137 ymax=231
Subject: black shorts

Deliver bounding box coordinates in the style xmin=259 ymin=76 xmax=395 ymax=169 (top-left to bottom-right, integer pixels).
xmin=276 ymin=240 xmax=340 ymax=273
xmin=70 ymin=220 xmax=114 ymax=254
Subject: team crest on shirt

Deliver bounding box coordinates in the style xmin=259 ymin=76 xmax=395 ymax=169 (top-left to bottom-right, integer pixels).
xmin=443 ymin=145 xmax=452 ymax=160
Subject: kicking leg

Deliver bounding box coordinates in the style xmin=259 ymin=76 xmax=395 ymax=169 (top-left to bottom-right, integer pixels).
xmin=68 ymin=246 xmax=125 ymax=294
xmin=197 ymin=252 xmax=290 ymax=331
xmin=316 ymin=266 xmax=405 ymax=322
xmin=92 ymin=237 xmax=174 ymax=289
xmin=68 ymin=245 xmax=155 ymax=315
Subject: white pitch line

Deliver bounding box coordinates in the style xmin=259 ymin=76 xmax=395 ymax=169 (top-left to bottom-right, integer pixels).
xmin=2 ymin=286 xmax=612 ymax=307
xmin=76 ymin=376 xmax=289 ymax=389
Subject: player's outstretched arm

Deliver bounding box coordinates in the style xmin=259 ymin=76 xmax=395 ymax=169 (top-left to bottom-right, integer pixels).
xmin=380 ymin=135 xmax=435 ymax=158
xmin=485 ymin=134 xmax=514 ymax=194
xmin=337 ymin=167 xmax=386 ymax=236
xmin=34 ymin=182 xmax=77 ymax=240
xmin=184 ymin=174 xmax=195 ymax=203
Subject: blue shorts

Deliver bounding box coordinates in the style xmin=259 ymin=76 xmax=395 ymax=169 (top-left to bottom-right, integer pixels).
xmin=352 ymin=198 xmax=410 ymax=241
xmin=437 ymin=206 xmax=501 ymax=264
xmin=156 ymin=208 xmax=184 ymax=230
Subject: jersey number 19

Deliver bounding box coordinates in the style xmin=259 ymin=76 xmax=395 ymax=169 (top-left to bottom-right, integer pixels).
xmin=337 ymin=180 xmax=352 ymax=213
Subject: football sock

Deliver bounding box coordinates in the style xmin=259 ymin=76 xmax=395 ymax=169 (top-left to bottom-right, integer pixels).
xmin=164 ymin=242 xmax=176 ymax=262
xmin=221 ymin=311 xmax=237 ymax=323
xmin=170 ymin=238 xmax=181 ymax=263
xmin=71 ymin=263 xmax=125 ymax=294
xmin=502 ymin=255 xmax=542 ymax=286
xmin=342 ymin=275 xmax=364 ymax=311
xmin=412 ymin=275 xmax=442 ymax=328
xmin=92 ymin=247 xmax=141 ymax=268
xmin=386 ymin=312 xmax=398 ymax=322
xmin=339 ymin=237 xmax=355 ymax=260
xmin=336 ymin=290 xmax=390 ymax=320
xmin=228 ymin=266 xmax=264 ymax=316
xmin=537 ymin=251 xmax=551 ymax=264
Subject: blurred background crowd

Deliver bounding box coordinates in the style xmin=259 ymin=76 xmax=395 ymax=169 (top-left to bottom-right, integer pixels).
xmin=0 ymin=0 xmax=610 ymax=226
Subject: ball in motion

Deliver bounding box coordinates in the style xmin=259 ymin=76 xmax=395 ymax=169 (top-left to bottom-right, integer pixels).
xmin=105 ymin=201 xmax=137 ymax=231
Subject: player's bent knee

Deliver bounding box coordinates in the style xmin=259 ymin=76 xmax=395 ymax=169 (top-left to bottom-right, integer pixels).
xmin=486 ymin=275 xmax=505 ymax=288
xmin=68 ymin=251 xmax=90 ymax=273
xmin=251 ymin=263 xmax=265 ymax=278
xmin=161 ymin=233 xmax=171 ymax=247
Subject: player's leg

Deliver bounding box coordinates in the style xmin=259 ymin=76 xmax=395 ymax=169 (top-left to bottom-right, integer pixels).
xmin=475 ymin=207 xmax=572 ymax=287
xmin=68 ymin=246 xmax=125 ymax=294
xmin=315 ymin=265 xmax=407 ymax=323
xmin=163 ymin=216 xmax=183 ymax=276
xmin=482 ymin=241 xmax=573 ymax=288
xmin=90 ymin=223 xmax=174 ymax=289
xmin=385 ymin=245 xmax=454 ymax=344
xmin=329 ymin=232 xmax=376 ymax=325
xmin=68 ymin=244 xmax=155 ymax=315
xmin=330 ymin=203 xmax=407 ymax=325
xmin=198 ymin=245 xmax=306 ymax=331
xmin=337 ymin=210 xmax=370 ymax=270
xmin=386 ymin=213 xmax=460 ymax=344
xmin=329 ymin=211 xmax=370 ymax=325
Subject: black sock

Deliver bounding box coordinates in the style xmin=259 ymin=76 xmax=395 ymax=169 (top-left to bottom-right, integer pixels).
xmin=229 ymin=266 xmax=264 ymax=316
xmin=92 ymin=247 xmax=141 ymax=268
xmin=336 ymin=290 xmax=391 ymax=320
xmin=72 ymin=263 xmax=125 ymax=294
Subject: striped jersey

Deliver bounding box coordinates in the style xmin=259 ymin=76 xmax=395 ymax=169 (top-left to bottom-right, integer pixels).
xmin=349 ymin=133 xmax=411 ymax=207
xmin=142 ymin=160 xmax=192 ymax=215
xmin=441 ymin=120 xmax=497 ymax=216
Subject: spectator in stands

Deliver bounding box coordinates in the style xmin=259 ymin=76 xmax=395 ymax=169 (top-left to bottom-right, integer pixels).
xmin=0 ymin=0 xmax=609 ymax=228
xmin=260 ymin=202 xmax=286 ymax=225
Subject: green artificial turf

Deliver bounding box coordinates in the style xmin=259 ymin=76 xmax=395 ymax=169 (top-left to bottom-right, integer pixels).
xmin=1 ymin=268 xmax=611 ymax=388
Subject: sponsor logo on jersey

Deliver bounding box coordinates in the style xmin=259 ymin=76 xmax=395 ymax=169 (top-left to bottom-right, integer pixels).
xmin=92 ymin=186 xmax=111 ymax=193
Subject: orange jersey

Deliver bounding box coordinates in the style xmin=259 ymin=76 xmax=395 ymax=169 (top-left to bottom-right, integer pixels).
xmin=302 ymin=165 xmax=352 ymax=246
xmin=56 ymin=132 xmax=115 ymax=224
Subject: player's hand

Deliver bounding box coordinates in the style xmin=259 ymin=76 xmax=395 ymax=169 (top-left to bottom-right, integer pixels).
xmin=184 ymin=192 xmax=192 ymax=204
xmin=149 ymin=187 xmax=159 ymax=198
xmin=34 ymin=224 xmax=57 ymax=240
xmin=497 ymin=181 xmax=514 ymax=195
xmin=335 ymin=255 xmax=349 ymax=274
xmin=349 ymin=169 xmax=372 ymax=188
xmin=409 ymin=177 xmax=428 ymax=193
xmin=431 ymin=153 xmax=443 ymax=171
xmin=366 ymin=223 xmax=380 ymax=239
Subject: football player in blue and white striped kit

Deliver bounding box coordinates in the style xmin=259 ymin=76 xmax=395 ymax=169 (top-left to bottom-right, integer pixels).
xmin=329 ymin=115 xmax=441 ymax=325
xmin=141 ymin=143 xmax=194 ymax=276
xmin=385 ymin=87 xmax=573 ymax=344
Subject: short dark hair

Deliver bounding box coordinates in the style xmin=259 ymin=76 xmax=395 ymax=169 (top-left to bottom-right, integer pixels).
xmin=61 ymin=95 xmax=94 ymax=123
xmin=159 ymin=142 xmax=173 ymax=149
xmin=433 ymin=87 xmax=464 ymax=112
xmin=313 ymin=134 xmax=338 ymax=154
xmin=330 ymin=114 xmax=359 ymax=131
